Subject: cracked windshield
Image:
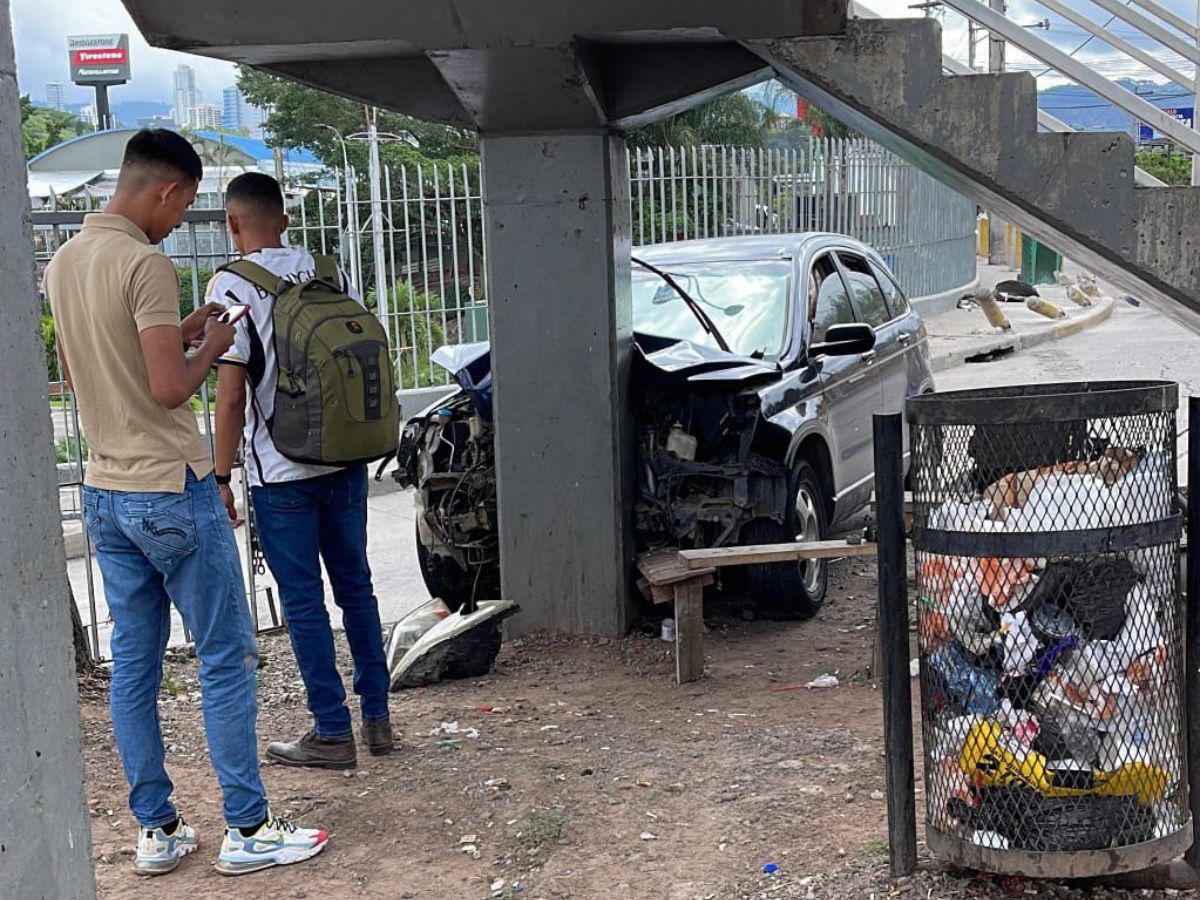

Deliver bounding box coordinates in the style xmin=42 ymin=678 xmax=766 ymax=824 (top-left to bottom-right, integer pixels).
xmin=632 ymin=259 xmax=792 ymax=359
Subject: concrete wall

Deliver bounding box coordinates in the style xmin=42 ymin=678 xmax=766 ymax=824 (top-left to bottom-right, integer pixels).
xmin=0 ymin=0 xmax=96 ymax=894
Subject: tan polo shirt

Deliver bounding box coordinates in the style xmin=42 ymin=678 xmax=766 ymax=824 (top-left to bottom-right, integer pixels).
xmin=45 ymin=213 xmax=213 ymax=493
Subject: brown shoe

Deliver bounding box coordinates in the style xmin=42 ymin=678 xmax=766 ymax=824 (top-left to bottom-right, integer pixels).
xmin=361 ymin=718 xmax=395 ymax=757
xmin=266 ymin=729 xmax=357 ymax=770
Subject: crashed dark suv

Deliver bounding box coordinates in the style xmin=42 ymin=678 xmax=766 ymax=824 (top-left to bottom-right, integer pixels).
xmin=396 ymin=233 xmax=934 ymax=618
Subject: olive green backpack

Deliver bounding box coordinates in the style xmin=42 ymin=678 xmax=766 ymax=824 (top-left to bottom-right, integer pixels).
xmin=218 ymin=256 xmax=399 ymax=466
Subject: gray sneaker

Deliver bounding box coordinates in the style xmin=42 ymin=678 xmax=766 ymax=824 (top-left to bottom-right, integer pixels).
xmin=266 ymin=729 xmax=357 ymax=770
xmin=361 ymin=718 xmax=395 ymax=757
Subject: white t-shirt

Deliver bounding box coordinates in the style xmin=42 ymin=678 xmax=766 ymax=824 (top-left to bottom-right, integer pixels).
xmin=208 ymin=246 xmax=360 ymax=487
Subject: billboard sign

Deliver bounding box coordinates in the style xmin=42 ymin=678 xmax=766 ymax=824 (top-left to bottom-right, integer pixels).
xmin=1138 ymin=107 xmax=1194 ymax=144
xmin=68 ymin=33 xmax=130 ymax=85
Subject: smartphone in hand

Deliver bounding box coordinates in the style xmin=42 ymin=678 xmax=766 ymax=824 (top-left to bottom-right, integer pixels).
xmin=218 ymin=304 xmax=251 ymax=326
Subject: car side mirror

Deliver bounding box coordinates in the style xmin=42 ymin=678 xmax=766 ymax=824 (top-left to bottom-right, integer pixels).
xmin=809 ymin=322 xmax=876 ymax=357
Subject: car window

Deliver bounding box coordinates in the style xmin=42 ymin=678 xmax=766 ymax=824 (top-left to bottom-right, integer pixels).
xmin=838 ymin=252 xmax=891 ymax=328
xmin=631 ymin=259 xmax=792 ymax=359
xmin=809 ymin=253 xmax=855 ymax=344
xmin=869 ymin=260 xmax=910 ymax=319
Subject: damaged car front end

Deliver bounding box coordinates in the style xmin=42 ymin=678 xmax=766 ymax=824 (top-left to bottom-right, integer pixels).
xmin=397 ymin=234 xmax=934 ymax=618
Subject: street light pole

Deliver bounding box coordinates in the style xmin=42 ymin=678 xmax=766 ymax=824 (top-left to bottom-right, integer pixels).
xmin=366 ymin=109 xmax=391 ymax=335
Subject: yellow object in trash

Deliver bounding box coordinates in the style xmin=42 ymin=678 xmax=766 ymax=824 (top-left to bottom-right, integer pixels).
xmin=1025 ymin=295 xmax=1067 ymax=320
xmin=957 ymin=721 xmax=1169 ymax=806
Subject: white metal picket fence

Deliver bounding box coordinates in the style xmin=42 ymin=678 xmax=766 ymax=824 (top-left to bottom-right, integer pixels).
xmin=339 ymin=138 xmax=977 ymax=390
xmin=35 ymin=138 xmax=976 ymax=661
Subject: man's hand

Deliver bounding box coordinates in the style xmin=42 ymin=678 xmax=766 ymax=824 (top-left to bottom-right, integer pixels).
xmin=219 ymin=483 xmax=243 ymax=527
xmin=203 ymin=315 xmax=237 ymax=356
xmin=181 ymin=301 xmax=224 ymax=348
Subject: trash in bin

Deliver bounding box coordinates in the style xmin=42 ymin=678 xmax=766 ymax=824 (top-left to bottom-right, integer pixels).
xmin=947 ymin=787 xmax=1156 ymax=851
xmin=911 ymin=381 xmax=1186 ymax=868
xmin=926 ymin=644 xmax=1001 ymax=716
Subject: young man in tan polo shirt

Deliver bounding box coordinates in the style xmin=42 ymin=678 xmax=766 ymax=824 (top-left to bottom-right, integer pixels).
xmin=45 ymin=129 xmax=327 ymax=877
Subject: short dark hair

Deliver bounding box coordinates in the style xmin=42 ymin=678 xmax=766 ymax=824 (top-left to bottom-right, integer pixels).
xmin=226 ymin=172 xmax=284 ymax=216
xmin=121 ymin=129 xmax=203 ymax=183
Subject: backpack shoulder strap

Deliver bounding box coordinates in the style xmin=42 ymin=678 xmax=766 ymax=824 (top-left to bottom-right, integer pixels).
xmin=217 ymin=259 xmax=285 ymax=297
xmin=311 ymin=255 xmax=343 ymax=289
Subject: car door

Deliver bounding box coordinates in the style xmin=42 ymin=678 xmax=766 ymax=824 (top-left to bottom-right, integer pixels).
xmin=808 ymin=251 xmax=883 ymax=516
xmin=836 ymin=250 xmax=906 ymax=416
xmin=868 ymin=259 xmax=932 ymax=464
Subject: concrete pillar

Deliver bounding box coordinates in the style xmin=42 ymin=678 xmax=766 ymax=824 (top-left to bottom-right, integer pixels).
xmin=0 ymin=0 xmax=96 ymax=895
xmin=482 ymin=133 xmax=634 ymax=636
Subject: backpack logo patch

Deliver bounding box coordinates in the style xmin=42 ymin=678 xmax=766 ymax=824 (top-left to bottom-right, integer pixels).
xmin=345 ymin=321 xmax=364 ymax=334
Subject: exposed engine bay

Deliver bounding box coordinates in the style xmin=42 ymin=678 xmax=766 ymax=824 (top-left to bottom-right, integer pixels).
xmin=396 ymin=339 xmax=790 ymax=609
xmin=634 ymin=386 xmax=788 ymax=550
xmin=396 ymin=346 xmax=499 ymax=608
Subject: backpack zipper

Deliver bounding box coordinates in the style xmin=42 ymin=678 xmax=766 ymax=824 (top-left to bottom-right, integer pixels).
xmin=280 ymin=296 xmax=356 ymax=389
xmin=286 ymin=312 xmax=380 ymax=395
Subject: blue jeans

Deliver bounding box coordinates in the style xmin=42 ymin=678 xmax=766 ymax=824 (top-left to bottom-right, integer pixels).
xmin=83 ymin=470 xmax=267 ymax=829
xmin=250 ymin=465 xmax=389 ymax=738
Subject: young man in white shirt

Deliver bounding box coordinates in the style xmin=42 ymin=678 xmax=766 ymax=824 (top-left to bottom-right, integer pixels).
xmin=210 ymin=173 xmax=392 ymax=769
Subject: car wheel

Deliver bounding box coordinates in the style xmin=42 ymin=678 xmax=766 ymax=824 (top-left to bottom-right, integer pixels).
xmin=744 ymin=460 xmax=830 ymax=620
xmin=414 ymin=520 xmax=473 ymax=613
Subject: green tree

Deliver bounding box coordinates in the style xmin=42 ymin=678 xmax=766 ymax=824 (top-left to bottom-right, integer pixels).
xmin=236 ymin=67 xmax=477 ymax=171
xmin=1135 ymin=149 xmax=1191 ymax=187
xmin=627 ymin=91 xmax=769 ymax=148
xmin=21 ymin=94 xmax=92 ymax=158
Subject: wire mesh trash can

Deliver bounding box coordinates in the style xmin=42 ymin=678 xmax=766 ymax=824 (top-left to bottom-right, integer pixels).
xmin=907 ymin=381 xmax=1191 ymax=878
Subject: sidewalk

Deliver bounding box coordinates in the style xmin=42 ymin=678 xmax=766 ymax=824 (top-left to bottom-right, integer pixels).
xmin=922 ymin=260 xmax=1116 ymax=373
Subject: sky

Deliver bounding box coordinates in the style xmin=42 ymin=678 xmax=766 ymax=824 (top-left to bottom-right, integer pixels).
xmin=11 ymin=0 xmax=237 ymax=107
xmin=10 ymin=0 xmax=1200 ymax=108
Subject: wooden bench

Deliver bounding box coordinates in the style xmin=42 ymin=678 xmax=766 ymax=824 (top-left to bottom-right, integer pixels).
xmin=636 ymin=538 xmax=879 ymax=684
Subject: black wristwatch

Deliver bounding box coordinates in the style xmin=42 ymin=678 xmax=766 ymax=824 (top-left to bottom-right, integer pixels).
xmin=214 ymin=473 xmax=232 ymax=485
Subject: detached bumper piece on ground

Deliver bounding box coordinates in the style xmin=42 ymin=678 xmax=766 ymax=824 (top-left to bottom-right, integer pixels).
xmin=908 ymin=381 xmax=1190 ymax=877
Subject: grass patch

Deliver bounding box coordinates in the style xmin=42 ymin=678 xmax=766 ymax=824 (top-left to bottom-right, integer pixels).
xmin=513 ymin=809 xmax=568 ymax=865
xmin=161 ymin=670 xmax=183 ymax=697
xmin=55 ymin=435 xmax=88 ymax=464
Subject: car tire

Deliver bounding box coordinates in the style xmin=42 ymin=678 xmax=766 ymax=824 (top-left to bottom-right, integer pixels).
xmin=414 ymin=520 xmax=473 ymax=613
xmin=744 ymin=460 xmax=830 ymax=620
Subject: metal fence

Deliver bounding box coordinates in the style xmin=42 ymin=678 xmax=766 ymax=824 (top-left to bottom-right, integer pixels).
xmin=349 ymin=139 xmax=978 ymax=390
xmin=35 ymin=137 xmax=977 ymax=661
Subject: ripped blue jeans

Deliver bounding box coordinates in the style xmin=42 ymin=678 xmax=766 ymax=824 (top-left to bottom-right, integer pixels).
xmin=83 ymin=469 xmax=268 ymax=829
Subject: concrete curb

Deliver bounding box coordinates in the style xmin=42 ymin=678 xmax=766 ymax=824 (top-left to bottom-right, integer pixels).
xmin=930 ymin=294 xmax=1115 ymax=374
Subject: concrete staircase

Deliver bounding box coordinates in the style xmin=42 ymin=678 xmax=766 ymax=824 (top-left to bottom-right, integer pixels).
xmin=748 ymin=18 xmax=1200 ymax=331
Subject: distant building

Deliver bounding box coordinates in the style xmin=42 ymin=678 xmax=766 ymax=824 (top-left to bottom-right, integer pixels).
xmin=27 ymin=128 xmax=326 ymax=256
xmin=172 ymin=64 xmax=199 ymax=129
xmin=137 ymin=115 xmax=177 ymax=129
xmin=45 ymin=82 xmax=65 ymax=111
xmin=79 ymin=105 xmax=97 ymax=130
xmin=222 ymin=86 xmax=242 ymax=129
xmin=193 ymin=103 xmax=223 ymax=130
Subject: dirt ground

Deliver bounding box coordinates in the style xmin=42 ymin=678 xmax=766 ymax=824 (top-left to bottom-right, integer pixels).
xmin=83 ymin=559 xmax=1188 ymax=899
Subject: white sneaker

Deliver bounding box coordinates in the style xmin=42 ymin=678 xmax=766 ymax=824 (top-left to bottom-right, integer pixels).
xmin=134 ymin=817 xmax=199 ymax=876
xmin=215 ymin=811 xmax=328 ymax=876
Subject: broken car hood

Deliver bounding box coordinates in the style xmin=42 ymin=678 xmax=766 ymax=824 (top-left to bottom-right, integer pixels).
xmin=429 ymin=335 xmax=779 ymax=394
xmin=634 ymin=335 xmax=780 ymax=384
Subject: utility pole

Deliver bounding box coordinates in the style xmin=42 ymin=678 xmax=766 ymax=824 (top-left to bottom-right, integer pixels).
xmin=988 ymin=0 xmax=1010 ymax=266
xmin=968 ymin=20 xmax=978 ymax=71
xmin=989 ymin=0 xmax=1006 ymax=74
xmin=366 ymin=108 xmax=390 ymax=334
